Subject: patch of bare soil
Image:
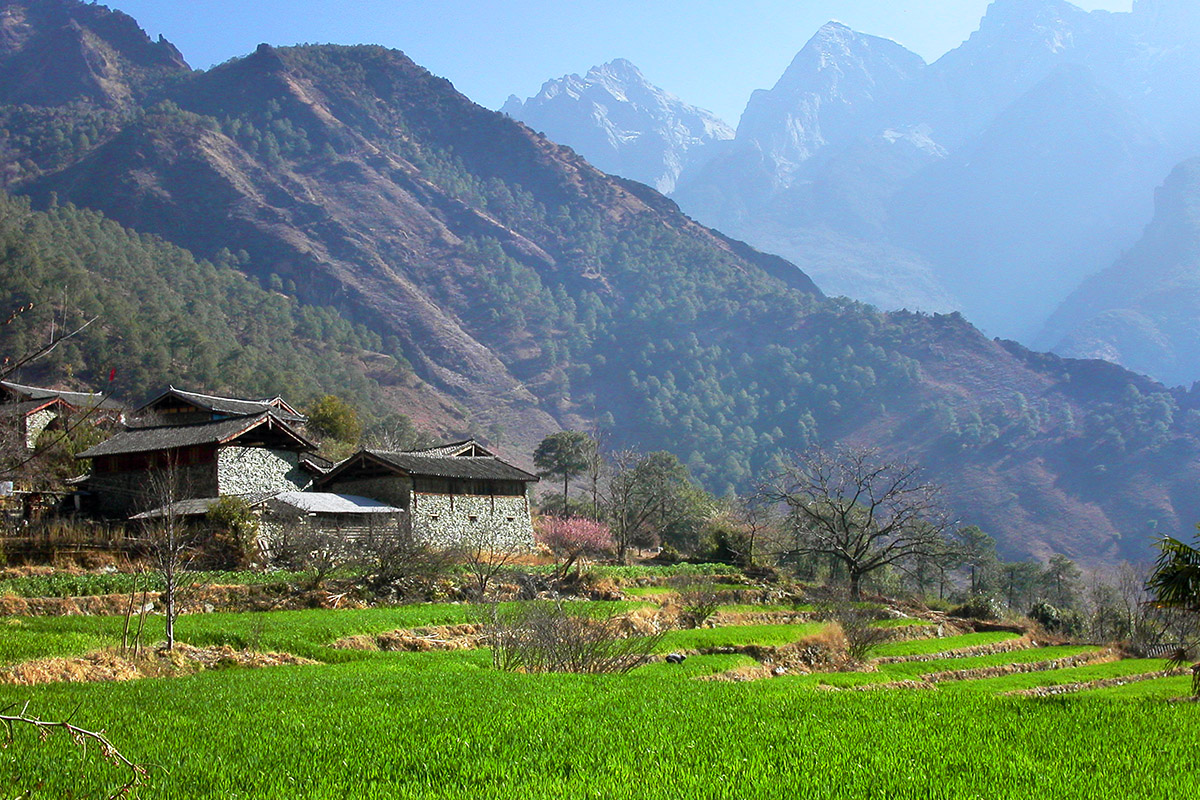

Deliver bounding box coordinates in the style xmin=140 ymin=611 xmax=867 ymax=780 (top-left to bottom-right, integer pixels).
xmin=848 ymin=680 xmax=938 ymax=692
xmin=0 ymin=644 xmax=316 ymax=686
xmin=710 ymin=610 xmax=812 ymax=627
xmin=1005 ymin=668 xmax=1188 ymax=698
xmin=700 ymin=626 xmax=865 ymax=681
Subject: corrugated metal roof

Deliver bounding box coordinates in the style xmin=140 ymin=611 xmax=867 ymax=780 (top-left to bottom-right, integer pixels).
xmin=130 ymin=492 xmax=403 ymax=520
xmin=130 ymin=497 xmax=222 ymax=519
xmin=77 ymin=413 xmax=311 ymax=458
xmin=269 ymin=492 xmax=403 ymax=515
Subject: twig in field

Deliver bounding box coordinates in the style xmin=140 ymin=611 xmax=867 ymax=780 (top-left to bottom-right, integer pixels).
xmin=0 ymin=704 xmax=147 ymax=798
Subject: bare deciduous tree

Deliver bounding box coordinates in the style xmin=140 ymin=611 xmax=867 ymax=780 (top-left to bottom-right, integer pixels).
xmin=603 ymin=449 xmax=710 ymax=563
xmin=760 ymin=444 xmax=955 ymax=599
xmin=142 ymin=456 xmax=199 ymax=650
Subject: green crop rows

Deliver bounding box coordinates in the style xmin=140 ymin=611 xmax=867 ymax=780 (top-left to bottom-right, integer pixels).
xmin=1 ymin=607 xmax=1198 ymax=798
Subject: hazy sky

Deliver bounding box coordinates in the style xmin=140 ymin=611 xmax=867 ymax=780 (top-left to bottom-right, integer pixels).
xmin=105 ymin=0 xmax=1133 ymax=123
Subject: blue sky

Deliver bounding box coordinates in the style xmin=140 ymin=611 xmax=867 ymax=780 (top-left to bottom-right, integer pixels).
xmin=105 ymin=0 xmax=1132 ymax=124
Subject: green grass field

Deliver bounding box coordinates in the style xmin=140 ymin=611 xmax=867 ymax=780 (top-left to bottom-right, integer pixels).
xmin=3 ymin=605 xmax=1199 ymax=798
xmin=0 ymin=570 xmax=314 ymax=598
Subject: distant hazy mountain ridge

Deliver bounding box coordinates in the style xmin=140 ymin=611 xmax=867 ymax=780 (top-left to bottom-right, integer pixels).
xmin=503 ymin=59 xmax=733 ymax=194
xmin=516 ymin=0 xmax=1200 ymax=387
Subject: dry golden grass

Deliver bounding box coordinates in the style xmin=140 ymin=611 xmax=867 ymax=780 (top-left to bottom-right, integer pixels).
xmin=0 ymin=644 xmax=316 ymax=686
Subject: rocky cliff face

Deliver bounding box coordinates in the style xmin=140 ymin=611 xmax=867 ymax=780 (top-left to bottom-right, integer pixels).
xmin=502 ymin=59 xmax=733 ymax=194
xmin=0 ymin=0 xmax=188 ymax=107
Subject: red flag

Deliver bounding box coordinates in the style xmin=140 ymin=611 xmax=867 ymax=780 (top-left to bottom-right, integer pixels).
xmin=108 ymin=368 xmax=116 ymax=382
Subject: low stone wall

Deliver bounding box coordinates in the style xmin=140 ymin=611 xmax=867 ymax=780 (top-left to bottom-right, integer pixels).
xmin=25 ymin=408 xmax=57 ymax=449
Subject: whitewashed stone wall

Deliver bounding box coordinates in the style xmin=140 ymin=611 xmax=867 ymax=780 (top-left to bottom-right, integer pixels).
xmin=410 ymin=493 xmax=534 ymax=550
xmin=25 ymin=408 xmax=57 ymax=450
xmin=217 ymin=447 xmax=311 ymax=495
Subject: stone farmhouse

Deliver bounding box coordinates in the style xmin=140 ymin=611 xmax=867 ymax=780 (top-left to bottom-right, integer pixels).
xmin=74 ymin=387 xmax=538 ymax=553
xmin=317 ymin=440 xmax=540 ymax=551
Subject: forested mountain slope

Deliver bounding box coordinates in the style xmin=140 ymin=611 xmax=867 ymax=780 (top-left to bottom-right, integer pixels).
xmin=0 ymin=191 xmax=404 ymax=420
xmin=3 ymin=0 xmax=1200 ymax=565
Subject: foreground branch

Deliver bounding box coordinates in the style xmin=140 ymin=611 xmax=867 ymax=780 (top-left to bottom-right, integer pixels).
xmin=1 ymin=702 xmax=147 ymax=798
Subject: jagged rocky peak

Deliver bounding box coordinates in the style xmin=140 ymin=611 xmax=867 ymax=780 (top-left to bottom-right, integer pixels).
xmin=0 ymin=0 xmax=189 ymax=107
xmin=503 ymin=58 xmax=733 ymax=194
xmin=734 ymin=21 xmax=925 ymax=182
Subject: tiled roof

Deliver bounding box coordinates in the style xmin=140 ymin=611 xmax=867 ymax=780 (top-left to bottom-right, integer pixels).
xmin=1 ymin=381 xmax=123 ymax=411
xmin=0 ymin=398 xmax=62 ymax=418
xmin=139 ymin=387 xmax=306 ymax=423
xmin=366 ymin=450 xmax=538 ymax=482
xmin=404 ymin=439 xmax=496 ymax=458
xmin=77 ymin=413 xmax=312 ymax=458
xmin=300 ymin=453 xmax=335 ymax=474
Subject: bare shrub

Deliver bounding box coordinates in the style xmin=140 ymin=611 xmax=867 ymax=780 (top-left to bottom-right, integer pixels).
xmin=671 ymin=577 xmax=725 ymax=629
xmin=483 ymin=601 xmax=665 ymax=674
xmin=364 ymin=529 xmax=457 ymax=602
xmin=815 ymin=599 xmax=895 ymax=662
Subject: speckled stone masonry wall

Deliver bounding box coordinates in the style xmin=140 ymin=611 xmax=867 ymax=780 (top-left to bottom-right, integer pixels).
xmin=217 ymin=447 xmax=310 ymax=495
xmin=410 ymin=493 xmax=534 ymax=550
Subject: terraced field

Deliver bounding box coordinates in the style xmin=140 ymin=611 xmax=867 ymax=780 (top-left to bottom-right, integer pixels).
xmin=1 ymin=598 xmax=1198 ymax=798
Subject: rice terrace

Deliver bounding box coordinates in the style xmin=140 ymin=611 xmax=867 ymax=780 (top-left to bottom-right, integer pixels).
xmin=2 ymin=562 xmax=1198 ymax=799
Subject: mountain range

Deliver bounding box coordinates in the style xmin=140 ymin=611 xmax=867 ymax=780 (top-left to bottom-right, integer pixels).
xmin=3 ymin=0 xmax=1200 ymax=567
xmin=504 ymin=0 xmax=1200 ymax=390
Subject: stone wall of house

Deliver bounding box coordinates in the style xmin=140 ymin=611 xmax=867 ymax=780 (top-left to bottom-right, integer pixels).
xmin=324 ymin=476 xmax=411 ymax=508
xmin=217 ymin=448 xmax=310 ymax=495
xmin=410 ymin=493 xmax=534 ymax=550
xmin=24 ymin=408 xmax=57 ymax=450
xmin=88 ymin=463 xmax=218 ymax=518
